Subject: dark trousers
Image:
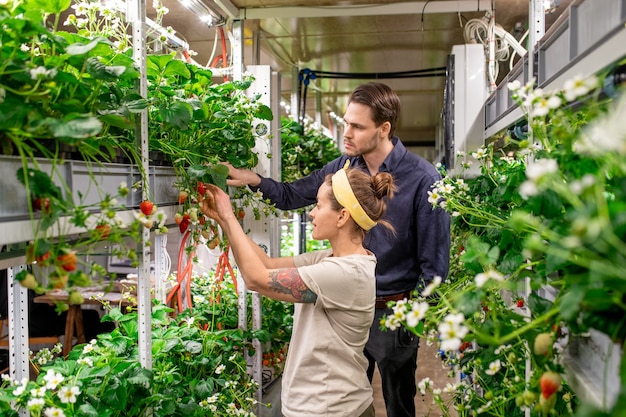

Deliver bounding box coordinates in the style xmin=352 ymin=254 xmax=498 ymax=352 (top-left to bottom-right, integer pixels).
xmin=365 ymin=307 xmax=419 ymax=417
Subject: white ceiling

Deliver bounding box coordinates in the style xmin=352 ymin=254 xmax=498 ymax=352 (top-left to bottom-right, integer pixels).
xmin=152 ymin=0 xmax=574 ymax=160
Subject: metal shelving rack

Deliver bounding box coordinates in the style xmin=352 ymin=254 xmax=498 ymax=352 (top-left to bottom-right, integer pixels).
xmin=484 ymin=0 xmax=626 ymax=139
xmin=1 ymin=7 xmax=282 ymax=417
xmin=0 ymin=0 xmax=163 ymax=382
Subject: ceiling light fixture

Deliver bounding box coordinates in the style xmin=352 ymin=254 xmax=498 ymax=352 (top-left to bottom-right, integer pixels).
xmin=178 ymin=0 xmax=226 ymax=27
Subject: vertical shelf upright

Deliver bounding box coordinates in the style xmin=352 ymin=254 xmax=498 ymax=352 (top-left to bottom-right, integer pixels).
xmin=128 ymin=0 xmax=152 ymax=370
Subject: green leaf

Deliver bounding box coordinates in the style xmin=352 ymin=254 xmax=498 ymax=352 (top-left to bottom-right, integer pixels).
xmin=122 ymin=95 xmax=149 ymax=113
xmin=160 ymin=337 xmax=181 ymax=353
xmin=86 ymin=57 xmax=127 ymax=81
xmin=159 ymin=101 xmax=192 ymax=130
xmin=498 ymin=250 xmax=524 ymax=274
xmin=99 ymin=114 xmax=134 ymax=130
xmin=187 ymin=164 xmax=210 ymax=180
xmin=193 ymin=379 xmax=214 ymax=398
xmin=66 ymin=38 xmax=110 ymax=56
xmin=78 ymin=364 xmax=111 ymax=379
xmin=528 ymin=292 xmax=554 ymax=317
xmin=454 ymin=290 xmax=483 ymax=316
xmin=77 ymin=403 xmax=100 ymax=417
xmin=163 ymin=59 xmax=191 ymax=79
xmin=539 ymin=189 xmax=564 ymax=218
xmin=546 ymin=252 xmax=569 ymax=275
xmin=255 ymin=103 xmax=274 ymax=121
xmin=16 ymin=168 xmax=63 ymax=200
xmin=210 ymin=165 xmax=229 ymax=190
xmin=126 ymin=366 xmax=152 ymax=387
xmin=582 ymin=288 xmax=616 ymax=312
xmin=48 ymin=115 xmax=103 ymax=139
xmin=147 ymin=54 xmax=175 ymax=75
xmin=31 ymin=0 xmax=71 ymax=14
xmin=192 ymin=67 xmax=213 ymax=81
xmin=0 ymin=96 xmax=29 ymax=130
xmin=486 ymin=245 xmax=500 ymax=266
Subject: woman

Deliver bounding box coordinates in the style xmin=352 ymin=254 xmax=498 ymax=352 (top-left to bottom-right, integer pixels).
xmin=200 ymin=164 xmax=395 ymax=417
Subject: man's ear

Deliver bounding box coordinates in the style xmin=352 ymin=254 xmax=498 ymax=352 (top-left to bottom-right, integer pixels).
xmin=380 ymin=121 xmax=391 ymax=138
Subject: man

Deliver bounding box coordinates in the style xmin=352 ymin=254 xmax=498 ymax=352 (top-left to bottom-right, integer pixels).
xmin=225 ymin=82 xmax=450 ymax=417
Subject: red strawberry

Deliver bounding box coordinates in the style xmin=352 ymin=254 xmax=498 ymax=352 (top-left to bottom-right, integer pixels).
xmin=179 ymin=213 xmax=191 ymax=233
xmin=459 ymin=341 xmax=472 ymax=352
xmin=516 ymin=298 xmax=524 ymax=308
xmin=94 ymin=224 xmax=111 ymax=239
xmin=27 ymin=242 xmax=51 ymax=265
xmin=197 ymin=181 xmax=207 ymax=197
xmin=237 ymin=209 xmax=245 ymax=219
xmin=57 ymin=251 xmax=78 ymax=272
xmin=37 ymin=251 xmax=50 ymax=263
xmin=139 ymin=200 xmax=155 ymax=216
xmin=33 ymin=197 xmax=51 ymax=213
xmin=539 ymin=371 xmax=561 ymax=399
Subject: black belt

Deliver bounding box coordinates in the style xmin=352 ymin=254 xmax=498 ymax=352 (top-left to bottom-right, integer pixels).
xmin=375 ymin=290 xmax=413 ymax=309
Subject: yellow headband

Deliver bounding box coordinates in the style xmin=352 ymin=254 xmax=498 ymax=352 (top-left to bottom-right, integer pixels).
xmin=331 ymin=161 xmax=377 ymax=231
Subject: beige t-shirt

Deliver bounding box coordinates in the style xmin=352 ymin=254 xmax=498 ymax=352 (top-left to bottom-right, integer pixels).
xmin=281 ymin=249 xmax=376 ymax=417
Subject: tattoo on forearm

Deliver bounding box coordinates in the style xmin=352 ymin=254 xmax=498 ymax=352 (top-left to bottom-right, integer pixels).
xmin=269 ymin=269 xmax=317 ymax=303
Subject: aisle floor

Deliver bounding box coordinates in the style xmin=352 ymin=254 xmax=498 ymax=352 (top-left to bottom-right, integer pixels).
xmin=371 ymin=339 xmax=458 ymax=417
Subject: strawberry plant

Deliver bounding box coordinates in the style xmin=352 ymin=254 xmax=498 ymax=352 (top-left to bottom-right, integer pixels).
xmin=381 ymin=69 xmax=626 ymax=416
xmin=280 ymin=116 xmax=341 ymax=183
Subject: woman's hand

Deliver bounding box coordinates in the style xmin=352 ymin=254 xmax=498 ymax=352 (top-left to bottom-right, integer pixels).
xmin=199 ymin=184 xmax=236 ymax=224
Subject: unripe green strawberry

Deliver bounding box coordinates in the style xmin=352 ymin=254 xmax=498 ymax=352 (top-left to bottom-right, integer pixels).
xmin=189 ymin=208 xmax=198 ymax=222
xmin=533 ymin=332 xmax=553 ymax=356
xmin=70 ymin=271 xmax=92 ymax=287
xmin=539 ymin=391 xmax=557 ymax=414
xmin=68 ymin=291 xmax=84 ymax=305
xmin=18 ymin=272 xmax=39 ymax=290
xmin=522 ymin=389 xmax=536 ymax=406
xmin=539 ymin=371 xmax=561 ymax=399
xmin=118 ymin=183 xmax=129 ymax=197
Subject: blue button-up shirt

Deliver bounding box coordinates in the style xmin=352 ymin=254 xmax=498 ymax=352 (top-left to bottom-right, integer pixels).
xmin=254 ymin=137 xmax=450 ymax=296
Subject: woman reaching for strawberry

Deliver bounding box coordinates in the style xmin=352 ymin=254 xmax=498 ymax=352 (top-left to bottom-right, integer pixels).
xmin=199 ymin=165 xmax=395 ymax=417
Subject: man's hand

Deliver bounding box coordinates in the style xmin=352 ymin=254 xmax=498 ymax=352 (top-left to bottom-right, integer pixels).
xmin=221 ymin=162 xmax=262 ymax=188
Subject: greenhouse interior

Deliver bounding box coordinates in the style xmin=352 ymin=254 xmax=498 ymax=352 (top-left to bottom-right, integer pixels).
xmin=1 ymin=0 xmax=626 ymax=416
